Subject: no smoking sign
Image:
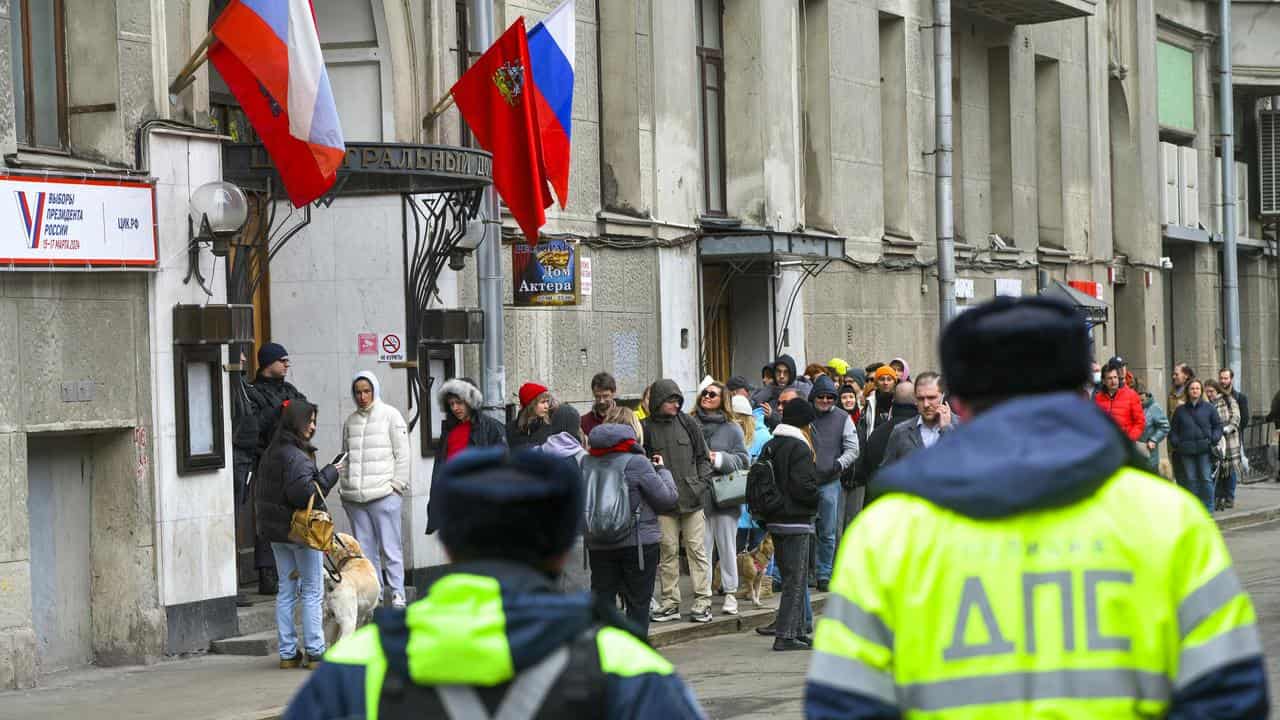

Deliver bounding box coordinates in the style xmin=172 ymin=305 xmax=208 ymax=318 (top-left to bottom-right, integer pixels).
xmin=378 ymin=333 xmax=405 ymax=363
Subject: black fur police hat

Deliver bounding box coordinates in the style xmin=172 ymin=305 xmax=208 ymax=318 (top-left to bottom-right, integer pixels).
xmin=436 ymin=448 xmax=583 ymax=567
xmin=940 ymin=295 xmax=1091 ymax=399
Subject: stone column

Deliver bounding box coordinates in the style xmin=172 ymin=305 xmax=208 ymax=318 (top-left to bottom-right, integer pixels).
xmin=649 ymin=0 xmax=700 ymax=222
xmin=723 ymin=0 xmax=801 ymax=229
xmin=1111 ymin=0 xmax=1166 ymax=395
xmin=599 ymin=0 xmax=644 ymax=215
xmin=0 ymin=431 xmax=36 ymax=690
xmin=803 ymin=0 xmax=882 ymax=247
xmin=0 ymin=0 xmax=16 ymax=158
xmin=1239 ymin=255 xmax=1279 ymax=400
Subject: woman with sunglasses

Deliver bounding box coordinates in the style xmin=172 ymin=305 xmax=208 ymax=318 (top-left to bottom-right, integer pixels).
xmin=692 ymin=381 xmax=750 ymax=615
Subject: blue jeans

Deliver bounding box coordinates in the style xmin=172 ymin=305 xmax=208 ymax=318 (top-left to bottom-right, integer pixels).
xmin=815 ymin=481 xmax=841 ymax=582
xmin=271 ymin=542 xmax=325 ymax=659
xmin=1177 ymin=454 xmax=1215 ymax=512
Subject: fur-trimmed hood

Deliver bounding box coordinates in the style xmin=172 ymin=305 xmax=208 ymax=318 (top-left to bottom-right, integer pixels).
xmin=439 ymin=378 xmax=483 ymax=413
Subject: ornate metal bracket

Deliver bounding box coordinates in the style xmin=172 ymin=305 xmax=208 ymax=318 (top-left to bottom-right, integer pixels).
xmin=402 ymin=189 xmax=484 ymax=430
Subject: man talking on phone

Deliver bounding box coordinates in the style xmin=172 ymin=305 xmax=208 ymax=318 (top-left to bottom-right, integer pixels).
xmin=806 ymin=296 xmax=1267 ymax=718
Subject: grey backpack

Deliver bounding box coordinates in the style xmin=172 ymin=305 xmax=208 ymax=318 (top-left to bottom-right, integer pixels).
xmin=581 ymin=453 xmax=638 ymax=547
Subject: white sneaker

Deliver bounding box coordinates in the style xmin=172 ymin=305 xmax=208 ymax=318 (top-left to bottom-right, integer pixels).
xmin=391 ymin=593 xmax=406 ymax=610
xmin=723 ymin=594 xmax=739 ymax=615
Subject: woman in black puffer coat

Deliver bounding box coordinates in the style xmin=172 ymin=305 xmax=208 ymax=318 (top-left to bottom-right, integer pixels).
xmin=758 ymin=399 xmax=821 ymax=651
xmin=255 ymin=400 xmax=343 ymax=669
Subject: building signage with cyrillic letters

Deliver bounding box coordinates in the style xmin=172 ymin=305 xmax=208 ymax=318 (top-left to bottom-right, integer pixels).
xmin=0 ymin=173 xmax=158 ymax=268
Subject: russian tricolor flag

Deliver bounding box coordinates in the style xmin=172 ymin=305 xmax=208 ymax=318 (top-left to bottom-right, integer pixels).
xmin=208 ymin=0 xmax=346 ymax=208
xmin=527 ymin=0 xmax=575 ymax=209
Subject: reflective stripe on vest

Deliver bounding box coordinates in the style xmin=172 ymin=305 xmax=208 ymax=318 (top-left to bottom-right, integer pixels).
xmin=436 ymin=645 xmax=570 ymax=720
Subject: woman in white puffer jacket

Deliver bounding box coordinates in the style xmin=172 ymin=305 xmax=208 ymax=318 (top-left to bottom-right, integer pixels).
xmin=340 ymin=371 xmax=411 ymax=607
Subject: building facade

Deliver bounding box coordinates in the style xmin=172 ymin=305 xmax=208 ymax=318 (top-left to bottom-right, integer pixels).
xmin=0 ymin=0 xmax=1277 ymax=688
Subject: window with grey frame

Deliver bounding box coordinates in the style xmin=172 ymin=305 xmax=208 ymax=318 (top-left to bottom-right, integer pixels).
xmin=9 ymin=0 xmax=67 ymax=150
xmin=696 ymin=0 xmax=726 ymax=216
xmin=454 ymin=0 xmax=480 ymax=148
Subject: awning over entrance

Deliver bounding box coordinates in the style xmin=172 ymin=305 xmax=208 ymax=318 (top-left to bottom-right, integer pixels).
xmin=953 ymin=0 xmax=1094 ymax=26
xmin=1041 ymin=280 xmax=1108 ymax=325
xmin=698 ymin=228 xmax=847 ymax=263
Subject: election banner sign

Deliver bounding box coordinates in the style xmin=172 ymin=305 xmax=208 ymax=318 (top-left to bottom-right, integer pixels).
xmin=0 ymin=173 xmax=158 ymax=268
xmin=512 ymin=239 xmax=578 ymax=306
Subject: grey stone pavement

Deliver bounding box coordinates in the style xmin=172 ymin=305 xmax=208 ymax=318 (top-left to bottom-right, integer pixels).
xmin=3 ymin=480 xmax=1280 ymax=720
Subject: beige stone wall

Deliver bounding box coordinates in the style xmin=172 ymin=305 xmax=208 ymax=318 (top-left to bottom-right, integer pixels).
xmin=0 ymin=275 xmax=162 ymax=688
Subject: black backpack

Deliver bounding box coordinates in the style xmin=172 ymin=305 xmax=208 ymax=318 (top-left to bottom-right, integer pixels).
xmin=581 ymin=453 xmax=638 ymax=546
xmin=746 ymin=443 xmax=786 ymax=521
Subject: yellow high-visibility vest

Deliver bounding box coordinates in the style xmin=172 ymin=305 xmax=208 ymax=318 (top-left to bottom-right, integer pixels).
xmin=808 ymin=467 xmax=1261 ymax=718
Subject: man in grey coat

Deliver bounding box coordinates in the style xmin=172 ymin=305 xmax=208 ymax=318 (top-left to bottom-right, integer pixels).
xmin=882 ymin=371 xmax=951 ymax=468
xmin=809 ymin=375 xmax=859 ymax=592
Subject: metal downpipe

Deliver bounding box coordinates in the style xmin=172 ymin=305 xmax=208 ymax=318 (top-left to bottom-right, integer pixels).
xmin=1219 ymin=0 xmax=1242 ymax=378
xmin=469 ymin=0 xmax=508 ymax=419
xmin=934 ymin=0 xmax=956 ymax=324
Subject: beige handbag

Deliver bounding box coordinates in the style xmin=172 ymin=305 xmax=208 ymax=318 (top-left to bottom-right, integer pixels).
xmin=288 ymin=482 xmax=335 ymax=551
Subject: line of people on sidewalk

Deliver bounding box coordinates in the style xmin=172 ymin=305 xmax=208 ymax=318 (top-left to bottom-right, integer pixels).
xmin=416 ymin=355 xmax=964 ymax=653
xmin=240 ymin=340 xmax=1279 ymax=671
xmin=283 ymin=295 xmax=1268 ymax=719
xmin=1087 ymin=356 xmax=1266 ymax=514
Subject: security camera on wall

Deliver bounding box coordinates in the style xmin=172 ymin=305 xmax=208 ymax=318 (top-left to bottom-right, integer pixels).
xmin=1160 ymin=256 xmax=1174 ymax=270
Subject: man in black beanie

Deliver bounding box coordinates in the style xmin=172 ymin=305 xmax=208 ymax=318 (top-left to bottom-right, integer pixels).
xmin=285 ymin=448 xmax=706 ymax=720
xmin=806 ymin=296 xmax=1268 ymax=718
xmin=234 ymin=341 xmax=307 ymax=594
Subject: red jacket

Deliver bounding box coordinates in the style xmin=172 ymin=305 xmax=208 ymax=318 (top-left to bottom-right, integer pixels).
xmin=1095 ymin=386 xmax=1146 ymax=441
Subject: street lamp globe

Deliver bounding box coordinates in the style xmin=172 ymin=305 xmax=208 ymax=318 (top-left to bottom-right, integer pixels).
xmin=449 ymin=220 xmax=485 ymax=271
xmin=189 ymin=181 xmax=248 ymax=234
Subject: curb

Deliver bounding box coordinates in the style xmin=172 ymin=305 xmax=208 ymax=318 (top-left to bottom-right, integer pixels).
xmin=1218 ymin=505 xmax=1280 ymax=530
xmin=229 ymin=710 xmax=283 ymax=720
xmin=648 ymin=594 xmax=829 ymax=649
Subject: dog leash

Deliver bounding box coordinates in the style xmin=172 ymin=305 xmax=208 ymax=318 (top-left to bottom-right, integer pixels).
xmin=324 ymin=534 xmax=350 ymax=584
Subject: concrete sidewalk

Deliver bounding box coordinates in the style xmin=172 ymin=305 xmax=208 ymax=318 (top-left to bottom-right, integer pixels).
xmin=0 ymin=655 xmax=301 ymax=720
xmin=1219 ymin=480 xmax=1280 ymax=530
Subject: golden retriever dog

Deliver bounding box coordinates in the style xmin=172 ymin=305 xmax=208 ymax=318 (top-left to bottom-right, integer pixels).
xmin=323 ymin=533 xmax=381 ymax=646
xmin=712 ymin=534 xmax=775 ymax=607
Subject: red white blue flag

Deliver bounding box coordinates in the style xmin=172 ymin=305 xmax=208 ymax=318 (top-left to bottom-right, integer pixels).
xmin=527 ymin=0 xmax=575 ymax=209
xmin=208 ymin=0 xmax=346 ymax=208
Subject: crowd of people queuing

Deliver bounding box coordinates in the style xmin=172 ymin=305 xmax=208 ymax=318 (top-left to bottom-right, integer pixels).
xmin=413 ymin=354 xmax=966 ymax=651
xmin=237 ymin=339 xmax=1280 ymax=668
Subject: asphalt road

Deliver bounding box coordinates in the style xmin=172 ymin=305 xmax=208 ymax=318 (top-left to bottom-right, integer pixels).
xmin=669 ymin=518 xmax=1280 ymax=720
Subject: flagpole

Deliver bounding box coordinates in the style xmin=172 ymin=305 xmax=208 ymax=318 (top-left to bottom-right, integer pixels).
xmin=421 ymin=91 xmax=457 ymax=129
xmin=168 ymin=31 xmax=216 ymax=95
xmin=469 ymin=0 xmax=508 ymax=422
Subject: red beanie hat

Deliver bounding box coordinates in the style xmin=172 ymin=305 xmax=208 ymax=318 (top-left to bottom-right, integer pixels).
xmin=519 ymin=382 xmax=549 ymax=409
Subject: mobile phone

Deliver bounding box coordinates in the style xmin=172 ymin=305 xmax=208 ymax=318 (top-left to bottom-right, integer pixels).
xmin=331 ymin=452 xmax=348 ymax=466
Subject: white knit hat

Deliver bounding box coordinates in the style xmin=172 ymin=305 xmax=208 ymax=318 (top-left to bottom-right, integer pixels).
xmin=730 ymin=395 xmax=753 ymax=417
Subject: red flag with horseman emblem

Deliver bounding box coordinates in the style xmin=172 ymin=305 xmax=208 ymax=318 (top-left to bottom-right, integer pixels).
xmin=451 ymin=18 xmax=553 ymax=244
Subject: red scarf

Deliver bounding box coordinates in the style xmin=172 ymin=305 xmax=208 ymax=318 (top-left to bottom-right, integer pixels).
xmin=588 ymin=439 xmax=636 ymax=457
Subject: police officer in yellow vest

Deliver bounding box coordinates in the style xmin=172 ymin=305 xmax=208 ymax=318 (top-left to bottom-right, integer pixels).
xmin=285 ymin=448 xmax=706 ymax=719
xmin=806 ymin=296 xmax=1268 ymax=718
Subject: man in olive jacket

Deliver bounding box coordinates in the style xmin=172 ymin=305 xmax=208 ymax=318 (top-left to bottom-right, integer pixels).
xmin=643 ymin=379 xmax=716 ymax=624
